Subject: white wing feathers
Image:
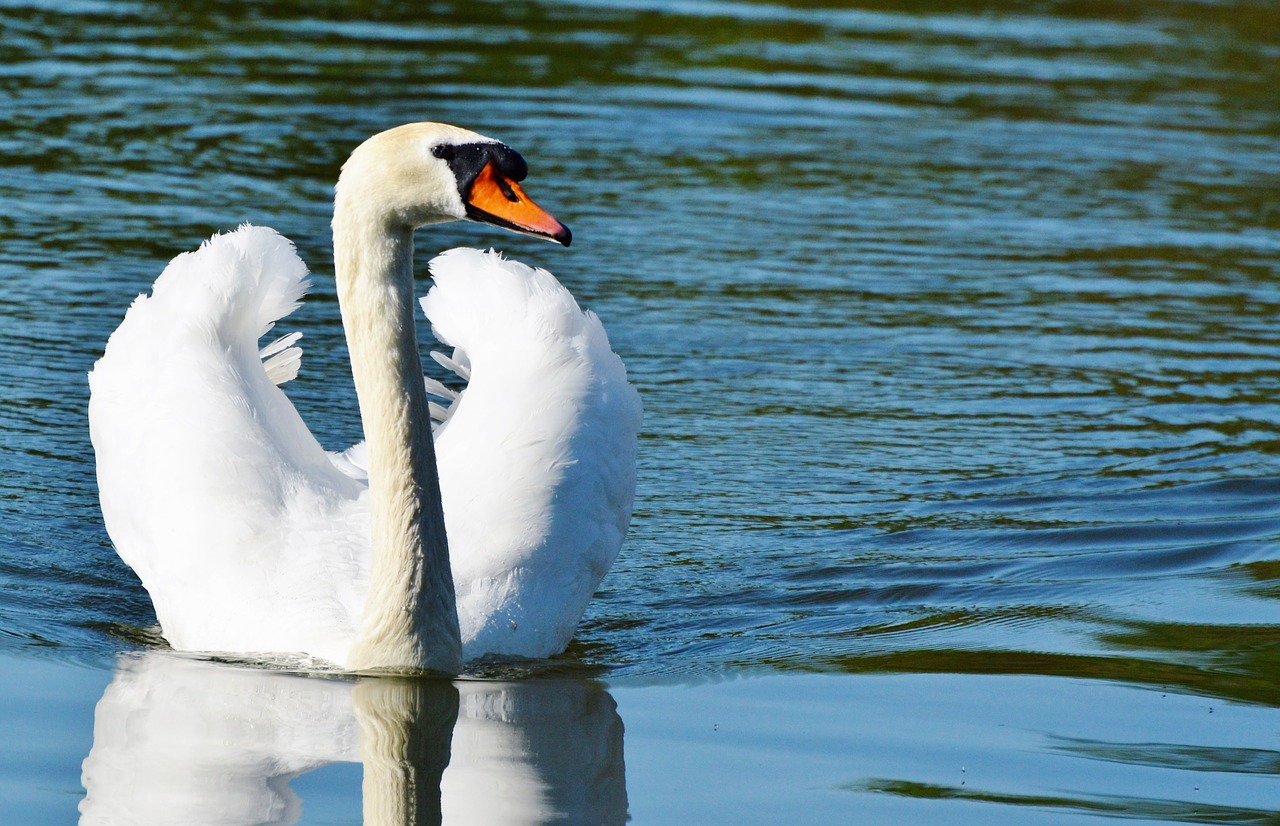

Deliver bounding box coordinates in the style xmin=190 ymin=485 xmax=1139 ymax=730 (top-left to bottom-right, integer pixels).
xmin=89 ymin=226 xmax=368 ymax=667
xmin=259 ymin=328 xmax=304 ymax=385
xmin=145 ymin=224 xmax=310 ymax=343
xmin=430 ymin=348 xmax=472 ymax=382
xmin=423 ymin=374 xmax=459 ymax=402
xmin=90 ymin=228 xmax=640 ymax=667
xmin=423 ymin=248 xmax=642 ymax=660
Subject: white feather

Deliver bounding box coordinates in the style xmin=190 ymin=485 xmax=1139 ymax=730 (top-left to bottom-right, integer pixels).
xmin=260 ymin=330 xmax=304 ymax=385
xmin=430 ymin=349 xmax=472 ymax=382
xmin=423 ymin=375 xmax=459 ymax=401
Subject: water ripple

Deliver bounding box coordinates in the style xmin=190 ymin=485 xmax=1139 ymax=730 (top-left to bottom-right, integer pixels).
xmin=0 ymin=1 xmax=1277 ymax=698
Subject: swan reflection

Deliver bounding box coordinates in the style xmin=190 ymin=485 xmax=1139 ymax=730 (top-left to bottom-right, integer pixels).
xmin=79 ymin=652 xmax=626 ymax=825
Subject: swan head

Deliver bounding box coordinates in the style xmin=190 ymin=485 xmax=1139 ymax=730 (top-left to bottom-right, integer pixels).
xmin=335 ymin=122 xmax=571 ymax=246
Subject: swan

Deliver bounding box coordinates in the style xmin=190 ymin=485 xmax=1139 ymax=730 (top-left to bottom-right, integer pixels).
xmin=88 ymin=123 xmax=642 ymax=674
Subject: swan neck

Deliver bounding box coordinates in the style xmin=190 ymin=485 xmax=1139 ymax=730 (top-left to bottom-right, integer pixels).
xmin=334 ymin=202 xmax=461 ymax=674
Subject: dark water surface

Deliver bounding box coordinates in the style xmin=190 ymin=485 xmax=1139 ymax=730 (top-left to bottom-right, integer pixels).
xmin=2 ymin=0 xmax=1279 ymax=822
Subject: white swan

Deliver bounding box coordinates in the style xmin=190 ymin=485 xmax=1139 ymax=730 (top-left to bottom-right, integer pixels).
xmin=88 ymin=123 xmax=642 ymax=673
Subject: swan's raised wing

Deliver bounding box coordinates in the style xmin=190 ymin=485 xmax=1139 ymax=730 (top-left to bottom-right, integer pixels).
xmin=421 ymin=248 xmax=642 ymax=661
xmin=89 ymin=226 xmax=370 ymax=667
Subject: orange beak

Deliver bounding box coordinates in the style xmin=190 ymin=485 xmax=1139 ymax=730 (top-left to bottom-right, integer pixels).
xmin=464 ymin=162 xmax=572 ymax=246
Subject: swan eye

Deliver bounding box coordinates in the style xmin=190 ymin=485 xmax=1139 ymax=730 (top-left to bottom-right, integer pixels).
xmin=432 ymin=144 xmax=455 ymax=161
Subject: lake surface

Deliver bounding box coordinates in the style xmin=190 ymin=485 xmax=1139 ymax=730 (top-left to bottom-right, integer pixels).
xmin=2 ymin=0 xmax=1279 ymax=822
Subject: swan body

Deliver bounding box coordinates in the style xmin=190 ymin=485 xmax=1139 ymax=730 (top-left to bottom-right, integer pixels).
xmin=88 ymin=123 xmax=641 ymax=672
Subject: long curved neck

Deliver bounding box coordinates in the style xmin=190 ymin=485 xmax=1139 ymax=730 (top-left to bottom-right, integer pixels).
xmin=334 ymin=196 xmax=462 ymax=674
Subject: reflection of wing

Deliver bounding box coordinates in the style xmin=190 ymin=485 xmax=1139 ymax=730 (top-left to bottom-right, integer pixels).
xmin=78 ymin=652 xmax=629 ymax=826
xmin=443 ymin=680 xmax=628 ymax=826
xmin=79 ymin=652 xmax=359 ymax=826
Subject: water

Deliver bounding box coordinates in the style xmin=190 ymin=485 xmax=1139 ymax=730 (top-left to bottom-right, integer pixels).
xmin=2 ymin=0 xmax=1279 ymax=821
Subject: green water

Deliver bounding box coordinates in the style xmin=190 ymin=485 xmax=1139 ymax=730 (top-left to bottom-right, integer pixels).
xmin=1 ymin=0 xmax=1279 ymax=821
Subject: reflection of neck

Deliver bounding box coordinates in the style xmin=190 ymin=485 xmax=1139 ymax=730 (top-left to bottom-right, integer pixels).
xmin=333 ymin=192 xmax=461 ymax=674
xmin=355 ymin=678 xmax=459 ymax=826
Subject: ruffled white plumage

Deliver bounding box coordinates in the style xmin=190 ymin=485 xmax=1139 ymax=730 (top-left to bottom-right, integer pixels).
xmin=89 ymin=225 xmax=640 ymax=667
xmin=427 ymin=248 xmax=640 ymax=659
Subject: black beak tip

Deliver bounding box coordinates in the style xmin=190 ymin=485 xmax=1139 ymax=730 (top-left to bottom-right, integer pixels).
xmin=555 ymin=225 xmax=573 ymax=247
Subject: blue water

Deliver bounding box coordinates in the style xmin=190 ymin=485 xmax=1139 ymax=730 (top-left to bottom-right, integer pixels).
xmin=2 ymin=0 xmax=1280 ymax=821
